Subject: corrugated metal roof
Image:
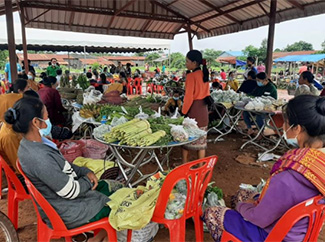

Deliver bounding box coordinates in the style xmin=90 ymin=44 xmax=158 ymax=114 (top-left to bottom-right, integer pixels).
xmin=1 ymin=0 xmax=324 ymax=40
xmin=274 ymin=54 xmax=325 ymax=62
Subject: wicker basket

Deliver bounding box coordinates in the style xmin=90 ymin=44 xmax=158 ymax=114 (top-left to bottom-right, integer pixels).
xmin=61 ymin=92 xmax=77 ymax=99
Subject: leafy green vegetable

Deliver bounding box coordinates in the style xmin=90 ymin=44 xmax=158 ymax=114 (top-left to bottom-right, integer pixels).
xmin=205 ymin=182 xmax=223 ymax=199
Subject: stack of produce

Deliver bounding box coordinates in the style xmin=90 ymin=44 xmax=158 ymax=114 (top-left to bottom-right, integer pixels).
xmin=79 ymin=104 xmax=101 ymax=119
xmin=102 ymin=119 xmax=167 ymax=147
xmin=211 ymin=89 xmax=247 ymax=103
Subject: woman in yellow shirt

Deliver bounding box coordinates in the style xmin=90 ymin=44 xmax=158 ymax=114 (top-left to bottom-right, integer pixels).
xmin=226 ymin=71 xmax=239 ymax=91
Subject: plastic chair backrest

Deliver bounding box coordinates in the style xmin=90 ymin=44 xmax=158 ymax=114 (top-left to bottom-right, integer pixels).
xmin=266 ymin=195 xmax=325 ymax=242
xmin=16 ymin=160 xmax=68 ymax=232
xmin=0 ymin=157 xmax=27 ymax=196
xmin=154 ymin=156 xmax=218 ymax=219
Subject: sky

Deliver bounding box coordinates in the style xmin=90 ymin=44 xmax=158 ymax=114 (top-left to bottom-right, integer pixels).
xmin=0 ymin=12 xmax=324 ymax=55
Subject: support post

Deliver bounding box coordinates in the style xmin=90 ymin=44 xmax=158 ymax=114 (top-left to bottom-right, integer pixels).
xmin=265 ymin=0 xmax=277 ymax=77
xmin=187 ymin=25 xmax=193 ymax=50
xmin=5 ymin=0 xmax=17 ymax=83
xmin=68 ymin=48 xmax=71 ymax=73
xmin=20 ymin=8 xmax=29 ymax=73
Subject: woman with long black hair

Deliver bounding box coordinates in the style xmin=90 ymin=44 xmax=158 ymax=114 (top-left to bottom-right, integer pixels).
xmin=182 ymin=50 xmax=210 ymax=163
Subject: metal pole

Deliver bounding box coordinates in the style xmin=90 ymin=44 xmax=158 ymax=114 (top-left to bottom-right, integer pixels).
xmin=68 ymin=48 xmax=71 ymax=73
xmin=20 ymin=7 xmax=29 ymax=73
xmin=187 ymin=24 xmax=193 ymax=50
xmin=5 ymin=0 xmax=18 ymax=83
xmin=265 ymin=0 xmax=277 ymax=77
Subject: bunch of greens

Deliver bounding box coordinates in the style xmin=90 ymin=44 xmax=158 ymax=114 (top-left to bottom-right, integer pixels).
xmin=205 ymin=182 xmax=223 ymax=199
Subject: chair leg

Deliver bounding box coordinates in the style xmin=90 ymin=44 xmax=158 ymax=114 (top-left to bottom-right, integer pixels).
xmin=7 ymin=194 xmax=18 ymax=229
xmin=167 ymin=221 xmax=186 ymax=242
xmin=127 ymin=229 xmax=132 ymax=242
xmin=106 ymin=228 xmax=117 ymax=242
xmin=0 ymin=167 xmax=2 ymax=199
xmin=65 ymin=236 xmax=72 ymax=242
xmin=194 ymin=215 xmax=204 ymax=242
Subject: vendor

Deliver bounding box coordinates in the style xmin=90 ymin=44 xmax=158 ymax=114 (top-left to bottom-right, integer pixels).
xmin=0 ymin=78 xmax=29 ymax=173
xmin=237 ymin=70 xmax=257 ymax=94
xmin=38 ymin=76 xmax=66 ymax=126
xmin=204 ymin=95 xmax=325 ymax=242
xmin=163 ymin=90 xmax=182 ymax=116
xmin=295 ymin=71 xmax=320 ymax=97
xmin=243 ymin=72 xmax=277 ymax=135
xmin=6 ymin=97 xmax=121 ymax=242
xmin=27 ymin=70 xmax=40 ymax=92
xmin=226 ymin=71 xmax=239 ymax=91
xmin=182 ymin=50 xmax=210 ymax=163
xmin=211 ymin=82 xmax=223 ymax=92
xmin=243 ymin=56 xmax=257 ymax=79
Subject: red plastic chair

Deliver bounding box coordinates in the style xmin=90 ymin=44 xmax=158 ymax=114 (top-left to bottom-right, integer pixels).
xmin=221 ymin=195 xmax=325 ymax=242
xmin=16 ymin=160 xmax=132 ymax=242
xmin=151 ymin=156 xmax=218 ymax=242
xmin=0 ymin=157 xmax=31 ymax=229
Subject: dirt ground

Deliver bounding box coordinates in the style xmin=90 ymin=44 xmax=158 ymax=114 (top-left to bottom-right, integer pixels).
xmin=1 ymin=131 xmax=324 ymax=242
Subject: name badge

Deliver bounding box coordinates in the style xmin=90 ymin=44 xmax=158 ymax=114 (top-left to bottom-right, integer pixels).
xmin=264 ymin=92 xmax=271 ymax=95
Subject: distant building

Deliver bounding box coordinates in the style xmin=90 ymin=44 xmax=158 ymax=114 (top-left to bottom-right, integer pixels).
xmin=218 ymin=51 xmax=245 ymax=58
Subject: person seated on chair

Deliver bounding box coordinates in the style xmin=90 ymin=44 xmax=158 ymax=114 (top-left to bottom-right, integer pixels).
xmin=162 ymin=90 xmax=182 ymax=116
xmin=210 ymin=81 xmax=223 ymax=92
xmin=0 ymin=79 xmax=30 ymax=173
xmin=243 ymin=72 xmax=278 ymax=136
xmin=5 ymin=97 xmax=122 ymax=242
xmin=295 ymin=71 xmax=320 ymax=97
xmin=237 ymin=70 xmax=257 ymax=94
xmin=225 ymin=71 xmax=239 ymax=91
xmin=203 ymin=95 xmax=325 ymax=242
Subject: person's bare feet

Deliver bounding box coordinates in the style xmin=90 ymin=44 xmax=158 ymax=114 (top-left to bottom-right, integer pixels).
xmin=247 ymin=128 xmax=254 ymax=136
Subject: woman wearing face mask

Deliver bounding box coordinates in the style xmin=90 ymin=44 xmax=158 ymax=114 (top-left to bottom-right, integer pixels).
xmin=204 ymin=94 xmax=325 ymax=242
xmin=226 ymin=71 xmax=239 ymax=91
xmin=182 ymin=50 xmax=210 ymax=163
xmin=243 ymin=72 xmax=278 ymax=135
xmin=5 ymin=97 xmax=122 ymax=242
xmin=38 ymin=76 xmax=66 ymax=126
xmin=27 ymin=71 xmax=40 ymax=92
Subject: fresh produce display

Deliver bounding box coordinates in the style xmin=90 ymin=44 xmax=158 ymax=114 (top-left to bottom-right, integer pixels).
xmin=211 ymin=89 xmax=247 ymax=103
xmin=77 ymin=74 xmax=90 ymax=90
xmin=79 ymin=104 xmax=101 ymax=119
xmin=240 ymin=96 xmax=286 ymax=112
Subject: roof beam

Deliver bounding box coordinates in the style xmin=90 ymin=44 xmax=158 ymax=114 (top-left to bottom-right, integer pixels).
xmin=193 ymin=0 xmax=267 ymax=24
xmin=20 ymin=1 xmax=186 ymax=24
xmin=68 ymin=0 xmax=74 ymax=27
xmin=257 ymin=1 xmax=269 ymax=17
xmin=151 ymin=0 xmax=210 ymax=32
xmin=141 ymin=1 xmax=155 ymax=34
xmin=30 ymin=20 xmax=175 ymax=37
xmin=25 ymin=9 xmax=50 ymax=25
xmin=166 ymin=0 xmax=179 ymax=6
xmin=199 ymin=0 xmax=241 ymax=24
xmin=287 ymin=0 xmax=304 ymax=10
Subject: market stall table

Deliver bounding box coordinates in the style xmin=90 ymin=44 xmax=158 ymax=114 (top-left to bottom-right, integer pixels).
xmin=235 ymin=106 xmax=290 ymax=161
xmin=95 ymin=137 xmax=198 ymax=188
xmin=208 ymin=102 xmax=244 ymax=143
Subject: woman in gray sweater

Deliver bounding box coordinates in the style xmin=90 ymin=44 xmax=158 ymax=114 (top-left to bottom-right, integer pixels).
xmin=4 ymin=97 xmax=111 ymax=242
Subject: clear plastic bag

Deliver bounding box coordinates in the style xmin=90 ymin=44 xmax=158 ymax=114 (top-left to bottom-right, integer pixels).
xmin=170 ymin=107 xmax=181 ymax=119
xmin=151 ymin=107 xmax=161 ymax=119
xmin=135 ymin=106 xmax=149 ymax=120
xmin=111 ymin=116 xmax=128 ymax=127
xmin=93 ymin=124 xmax=111 ymax=140
xmin=164 ymin=193 xmax=187 ymax=219
xmin=83 ymin=89 xmax=103 ymax=105
xmin=170 ymin=125 xmax=189 ymax=142
xmin=182 ymin=117 xmax=198 ymax=129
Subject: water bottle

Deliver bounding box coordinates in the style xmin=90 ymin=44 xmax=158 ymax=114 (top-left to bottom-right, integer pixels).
xmin=101 ymin=115 xmax=107 ymax=124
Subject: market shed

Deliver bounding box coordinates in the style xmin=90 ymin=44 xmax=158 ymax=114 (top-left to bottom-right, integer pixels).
xmin=1 ymin=0 xmax=325 ymax=80
xmin=274 ymin=54 xmax=325 ymax=63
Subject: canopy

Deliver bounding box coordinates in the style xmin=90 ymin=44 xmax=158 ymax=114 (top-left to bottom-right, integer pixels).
xmin=274 ymin=54 xmax=325 ymax=63
xmin=0 ymin=0 xmax=324 ymax=40
xmin=0 ymin=38 xmax=170 ymax=53
xmin=236 ymin=60 xmax=246 ymax=66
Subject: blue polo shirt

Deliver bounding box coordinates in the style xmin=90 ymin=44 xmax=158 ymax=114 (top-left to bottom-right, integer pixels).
xmin=5 ymin=62 xmax=22 ymax=83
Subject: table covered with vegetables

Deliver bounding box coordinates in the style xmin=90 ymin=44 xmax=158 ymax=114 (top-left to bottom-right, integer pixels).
xmin=91 ymin=110 xmax=206 ymax=187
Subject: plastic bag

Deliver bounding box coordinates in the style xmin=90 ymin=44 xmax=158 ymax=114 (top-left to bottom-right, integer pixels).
xmin=170 ymin=107 xmax=181 ymax=119
xmin=185 ymin=127 xmax=207 ymax=138
xmin=93 ymin=124 xmax=111 ymax=140
xmin=170 ymin=125 xmax=189 ymax=142
xmin=151 ymin=107 xmax=161 ymax=119
xmin=117 ymin=222 xmax=159 ymax=242
xmin=83 ymin=89 xmax=103 ymax=105
xmin=164 ymin=192 xmax=186 ymax=220
xmin=182 ymin=117 xmax=198 ymax=129
xmin=135 ymin=106 xmax=149 ymax=120
xmin=111 ymin=116 xmax=128 ymax=127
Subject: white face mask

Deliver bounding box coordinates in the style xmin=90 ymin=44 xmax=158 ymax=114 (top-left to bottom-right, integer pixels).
xmin=283 ymin=125 xmax=299 ymax=147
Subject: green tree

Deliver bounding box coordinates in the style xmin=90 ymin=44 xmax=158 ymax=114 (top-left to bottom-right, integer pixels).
xmin=145 ymin=52 xmax=160 ymax=65
xmin=0 ymin=50 xmax=8 ymax=70
xmin=284 ymin=41 xmax=314 ymax=52
xmin=202 ymin=49 xmax=222 ymax=66
xmin=258 ymin=38 xmax=267 ymax=62
xmin=274 ymin=48 xmax=282 ymax=52
xmin=91 ymin=62 xmax=100 ymax=70
xmin=134 ymin=52 xmax=145 ymax=57
xmin=243 ymin=45 xmax=259 ymax=59
xmin=169 ymin=52 xmax=185 ymax=69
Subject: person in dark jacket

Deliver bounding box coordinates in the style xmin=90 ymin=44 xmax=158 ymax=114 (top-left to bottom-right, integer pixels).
xmin=237 ymin=70 xmax=257 ymax=94
xmin=38 ymin=76 xmax=66 ymax=125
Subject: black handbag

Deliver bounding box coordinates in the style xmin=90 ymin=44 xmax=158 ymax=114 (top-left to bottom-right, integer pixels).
xmin=204 ymin=95 xmax=214 ymax=106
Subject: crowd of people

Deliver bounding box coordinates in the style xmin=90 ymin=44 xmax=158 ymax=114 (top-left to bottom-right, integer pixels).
xmin=1 ymin=50 xmax=325 ymax=242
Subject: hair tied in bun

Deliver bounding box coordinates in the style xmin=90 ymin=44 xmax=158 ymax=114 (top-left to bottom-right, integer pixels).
xmin=8 ymin=108 xmax=17 ymax=121
xmin=316 ymin=98 xmax=325 ymax=116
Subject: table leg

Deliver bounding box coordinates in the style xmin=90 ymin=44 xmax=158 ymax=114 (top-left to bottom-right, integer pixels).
xmin=214 ymin=110 xmax=243 ymax=143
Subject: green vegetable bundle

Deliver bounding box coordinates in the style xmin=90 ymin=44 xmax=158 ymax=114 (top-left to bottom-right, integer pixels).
xmin=137 ymin=130 xmax=166 ymax=147
xmin=119 ymin=129 xmax=152 ymax=146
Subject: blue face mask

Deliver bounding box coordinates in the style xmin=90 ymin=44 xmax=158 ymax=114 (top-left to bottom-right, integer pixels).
xmin=257 ymin=81 xmax=264 ymax=87
xmin=173 ymin=97 xmax=179 ymax=101
xmin=283 ymin=126 xmax=299 ymax=147
xmin=38 ymin=118 xmax=52 ymax=137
